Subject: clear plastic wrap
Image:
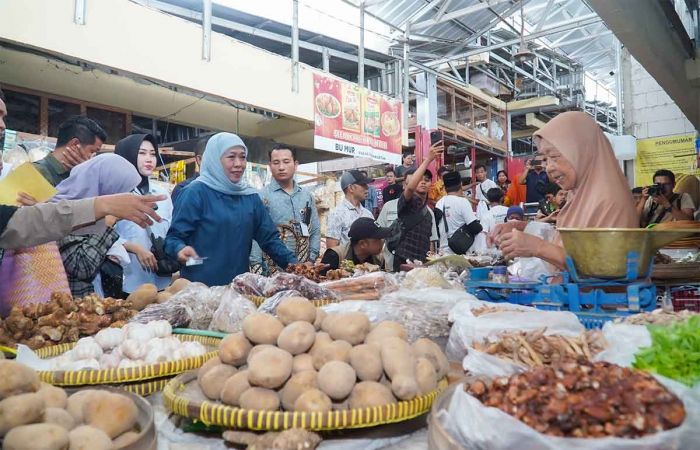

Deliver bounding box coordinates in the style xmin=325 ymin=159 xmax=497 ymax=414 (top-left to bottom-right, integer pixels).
xmin=437 ymin=377 xmax=700 ymax=450
xmin=257 ymin=290 xmax=303 ymax=315
xmin=231 ymin=273 xmax=268 ymax=296
xmin=208 ymin=292 xmax=258 ymax=333
xmin=594 ymin=322 xmax=651 ymax=367
xmin=400 ymin=267 xmax=453 ymax=290
xmin=320 ymin=272 xmax=399 ymax=301
xmin=263 ymin=272 xmax=338 ymax=300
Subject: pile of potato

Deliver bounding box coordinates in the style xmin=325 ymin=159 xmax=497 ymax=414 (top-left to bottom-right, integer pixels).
xmin=126 ymin=278 xmax=191 ymax=309
xmin=197 ymin=297 xmax=449 ymax=413
xmin=0 ymin=360 xmax=140 ymax=450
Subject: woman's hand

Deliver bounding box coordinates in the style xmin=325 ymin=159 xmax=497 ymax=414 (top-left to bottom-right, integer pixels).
xmin=133 ymin=244 xmax=158 ymax=271
xmin=177 ymin=246 xmax=199 ymax=264
xmin=104 ymin=215 xmax=119 ymax=228
xmin=16 ymin=192 xmax=38 ymax=206
xmin=487 ymin=220 xmax=528 ymax=246
xmin=499 ymin=229 xmax=544 ymax=259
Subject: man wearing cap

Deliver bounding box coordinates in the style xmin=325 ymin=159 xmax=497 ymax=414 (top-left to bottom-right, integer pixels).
xmin=320 ymin=217 xmax=388 ymax=273
xmin=326 ymin=170 xmax=375 ymax=248
xmin=435 ymin=171 xmax=482 ymax=255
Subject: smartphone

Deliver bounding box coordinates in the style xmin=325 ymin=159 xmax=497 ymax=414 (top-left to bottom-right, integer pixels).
xmin=430 ymin=130 xmax=444 ymax=145
xmin=530 ymin=159 xmax=542 ymax=166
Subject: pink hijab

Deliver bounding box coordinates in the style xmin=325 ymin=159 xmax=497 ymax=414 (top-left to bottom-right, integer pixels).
xmin=534 ymin=112 xmax=638 ymax=230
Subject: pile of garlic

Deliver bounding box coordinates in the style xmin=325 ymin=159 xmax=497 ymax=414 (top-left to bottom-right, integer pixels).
xmin=49 ymin=320 xmax=207 ymax=371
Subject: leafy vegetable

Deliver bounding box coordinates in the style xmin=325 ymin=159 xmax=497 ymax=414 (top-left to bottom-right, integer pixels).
xmin=633 ymin=316 xmax=700 ymax=386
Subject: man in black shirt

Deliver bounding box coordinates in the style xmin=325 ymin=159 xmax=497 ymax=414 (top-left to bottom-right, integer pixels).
xmin=320 ymin=217 xmax=390 ymax=272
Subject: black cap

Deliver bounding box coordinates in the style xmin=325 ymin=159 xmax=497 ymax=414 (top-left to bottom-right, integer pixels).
xmin=443 ymin=171 xmax=462 ymax=190
xmin=340 ymin=170 xmax=374 ymax=190
xmin=348 ymin=218 xmax=392 ymax=240
xmin=437 ymin=165 xmax=449 ymax=176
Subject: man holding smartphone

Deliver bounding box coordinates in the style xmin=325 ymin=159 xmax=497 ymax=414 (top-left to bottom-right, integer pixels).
xmin=519 ymin=158 xmax=549 ymax=203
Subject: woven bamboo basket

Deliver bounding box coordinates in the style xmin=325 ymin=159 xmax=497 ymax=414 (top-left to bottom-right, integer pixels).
xmin=163 ymin=371 xmax=448 ymax=431
xmin=35 ymin=334 xmax=221 ymax=393
xmin=246 ymin=295 xmax=339 ymax=308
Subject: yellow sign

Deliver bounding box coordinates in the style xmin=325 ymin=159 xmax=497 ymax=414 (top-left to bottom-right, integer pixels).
xmin=0 ymin=162 xmax=57 ymax=205
xmin=635 ymin=133 xmax=698 ymax=187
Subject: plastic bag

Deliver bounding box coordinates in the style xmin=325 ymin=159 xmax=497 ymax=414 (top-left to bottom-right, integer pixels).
xmin=445 ymin=302 xmax=584 ymax=361
xmin=594 ymin=322 xmax=650 ymax=367
xmin=320 ymin=272 xmax=398 ymax=301
xmin=437 ymin=378 xmax=700 ymax=450
xmin=263 ymin=272 xmax=338 ymax=300
xmin=461 ymin=347 xmax=528 ymax=378
xmin=257 ymin=290 xmax=303 ymax=315
xmin=231 ymin=273 xmax=267 ymax=296
xmin=208 ymin=291 xmax=257 ymax=333
xmin=400 ymin=267 xmax=453 ymax=290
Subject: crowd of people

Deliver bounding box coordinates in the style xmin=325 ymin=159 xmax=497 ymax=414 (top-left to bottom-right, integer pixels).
xmin=1 ymin=85 xmax=700 ymax=313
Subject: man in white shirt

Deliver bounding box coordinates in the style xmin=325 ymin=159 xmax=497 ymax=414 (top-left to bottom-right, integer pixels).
xmin=435 ymin=171 xmax=482 ymax=255
xmin=468 ymin=164 xmax=499 ymax=208
xmin=479 ymin=188 xmax=510 ymax=233
xmin=326 ymin=170 xmax=374 ymax=247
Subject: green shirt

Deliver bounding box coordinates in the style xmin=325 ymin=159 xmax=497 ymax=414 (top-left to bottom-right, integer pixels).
xmin=33 ymin=153 xmax=70 ymax=187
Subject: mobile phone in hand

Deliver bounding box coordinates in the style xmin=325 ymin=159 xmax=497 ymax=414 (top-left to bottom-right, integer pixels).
xmin=430 ymin=130 xmax=444 ymax=146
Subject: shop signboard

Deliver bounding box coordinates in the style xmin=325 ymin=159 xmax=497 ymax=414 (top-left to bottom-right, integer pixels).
xmin=635 ymin=133 xmax=699 ymax=186
xmin=313 ymin=73 xmax=402 ymax=164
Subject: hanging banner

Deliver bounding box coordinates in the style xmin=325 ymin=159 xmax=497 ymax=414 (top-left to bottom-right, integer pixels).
xmin=313 ymin=73 xmax=402 ymax=164
xmin=634 ymin=133 xmax=699 ymax=186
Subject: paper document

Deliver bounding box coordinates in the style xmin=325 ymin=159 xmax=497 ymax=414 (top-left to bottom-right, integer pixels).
xmin=0 ymin=162 xmax=57 ymax=205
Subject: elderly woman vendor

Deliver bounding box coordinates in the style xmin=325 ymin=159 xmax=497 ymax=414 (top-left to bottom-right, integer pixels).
xmin=490 ymin=112 xmax=638 ymax=268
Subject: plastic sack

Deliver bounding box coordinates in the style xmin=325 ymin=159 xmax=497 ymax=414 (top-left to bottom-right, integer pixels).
xmin=263 ymin=272 xmax=338 ymax=300
xmin=507 ymin=256 xmax=555 ymax=281
xmin=400 ymin=267 xmax=453 ymax=290
xmin=257 ymin=290 xmax=303 ymax=315
xmin=462 ymin=347 xmax=528 ymax=378
xmin=437 ymin=378 xmax=700 ymax=450
xmin=231 ymin=273 xmax=267 ymax=296
xmin=594 ymin=322 xmax=650 ymax=367
xmin=208 ymin=291 xmax=257 ymax=333
xmin=320 ymin=272 xmax=398 ymax=301
xmin=130 ymin=283 xmax=228 ymax=329
xmin=445 ymin=301 xmax=584 ymax=361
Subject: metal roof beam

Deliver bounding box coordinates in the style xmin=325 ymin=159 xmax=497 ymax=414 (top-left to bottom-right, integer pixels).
xmin=435 ymin=0 xmax=454 ymax=21
xmin=533 ymin=0 xmax=556 ymax=32
xmin=548 ymin=30 xmax=612 ymax=49
xmin=489 ymin=52 xmax=557 ymax=94
xmin=412 ymin=0 xmax=513 ymax=30
xmin=427 ymin=13 xmax=601 ymax=66
xmin=395 ymin=0 xmax=445 ymax=29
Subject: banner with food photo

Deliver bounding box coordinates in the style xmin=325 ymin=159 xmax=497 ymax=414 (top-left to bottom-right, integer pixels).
xmin=313 ymin=73 xmax=402 ymax=164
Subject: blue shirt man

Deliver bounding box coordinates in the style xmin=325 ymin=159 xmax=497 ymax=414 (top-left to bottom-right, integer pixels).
xmin=250 ymin=145 xmax=320 ymax=274
xmin=519 ymin=159 xmax=549 ymax=203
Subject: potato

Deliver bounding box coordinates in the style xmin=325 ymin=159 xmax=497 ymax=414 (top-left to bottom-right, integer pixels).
xmin=242 ymin=313 xmax=284 ymax=345
xmin=276 ymin=297 xmax=316 ymax=325
xmin=248 ymin=347 xmax=293 ymax=389
xmin=293 ymin=389 xmax=332 ymax=413
xmin=126 ymin=283 xmax=158 ymax=310
xmin=83 ymin=392 xmax=138 ymax=439
xmin=313 ymin=309 xmax=327 ymax=331
xmin=66 ymin=390 xmax=102 ymax=423
xmin=43 ymin=407 xmax=75 ymax=431
xmin=312 ymin=340 xmax=351 ymax=370
xmin=320 ymin=314 xmax=338 ymax=333
xmin=0 ymin=361 xmax=41 ymax=399
xmin=219 ymin=332 xmax=253 ymax=366
xmin=220 ymin=370 xmax=250 ymax=407
xmin=168 ymin=278 xmax=191 ymax=294
xmin=380 ymin=337 xmax=418 ymax=400
xmin=280 ymin=370 xmax=318 ymax=411
xmin=0 ymin=392 xmax=45 ymax=436
xmin=37 ymin=383 xmax=68 ymax=409
xmin=239 ymin=388 xmax=280 ymax=411
xmin=332 ymin=399 xmax=349 ymax=411
xmin=68 ymin=425 xmax=112 ymax=450
xmin=326 ymin=313 xmax=370 ymax=345
xmin=277 ymin=322 xmax=316 ymax=355
xmin=308 ymin=332 xmax=332 ymax=359
xmin=196 ymin=356 xmax=222 ymax=386
xmin=246 ymin=344 xmax=276 ymax=364
xmin=349 ymin=344 xmax=382 ymax=382
xmin=292 ymin=354 xmax=315 ymax=374
xmin=415 ymin=357 xmax=438 ymax=395
xmin=318 ymin=362 xmax=356 ymax=401
xmin=112 ymin=431 xmax=140 ymax=448
xmin=200 ymin=364 xmax=238 ymax=400
xmin=365 ymin=321 xmax=407 ymax=347
xmin=390 ymin=375 xmax=418 ymax=401
xmin=156 ymin=291 xmax=173 ymax=304
xmin=3 ymin=423 xmax=69 ymax=450
xmin=348 ymin=382 xmax=396 ymax=409
xmin=412 ymin=338 xmax=449 ymax=379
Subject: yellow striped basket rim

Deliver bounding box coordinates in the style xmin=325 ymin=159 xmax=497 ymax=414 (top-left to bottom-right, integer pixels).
xmin=246 ymin=295 xmax=339 ymax=308
xmin=35 ymin=334 xmax=221 ymax=386
xmin=163 ymin=371 xmax=448 ymax=431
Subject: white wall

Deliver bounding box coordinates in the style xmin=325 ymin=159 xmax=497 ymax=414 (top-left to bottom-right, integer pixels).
xmin=624 ymin=54 xmax=696 ymax=138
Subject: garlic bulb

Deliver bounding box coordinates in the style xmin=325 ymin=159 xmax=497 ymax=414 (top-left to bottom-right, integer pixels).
xmin=147 ymin=320 xmax=172 ymax=338
xmin=144 ymin=347 xmax=169 ymax=364
xmin=180 ymin=341 xmax=207 ymax=359
xmin=125 ymin=323 xmax=155 ymax=342
xmin=120 ymin=339 xmax=146 ymax=360
xmin=71 ymin=338 xmax=103 ymax=361
xmin=99 ymin=353 xmax=122 ymax=369
xmin=51 ymin=354 xmax=72 ymax=371
xmin=95 ymin=328 xmax=125 ymax=350
xmin=118 ymin=359 xmax=143 ymax=369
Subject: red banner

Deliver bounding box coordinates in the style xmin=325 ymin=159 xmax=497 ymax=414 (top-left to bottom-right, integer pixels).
xmin=313 ymin=73 xmax=402 ymax=164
